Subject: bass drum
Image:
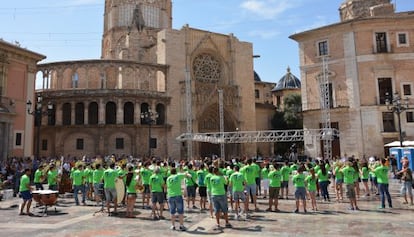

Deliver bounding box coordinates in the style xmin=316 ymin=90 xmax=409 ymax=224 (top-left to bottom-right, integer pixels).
xmin=115 ymin=179 xmax=125 ymax=204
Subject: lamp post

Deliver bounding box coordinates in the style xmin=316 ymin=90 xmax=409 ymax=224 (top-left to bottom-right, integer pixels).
xmin=141 ymin=109 xmax=158 ymax=158
xmin=385 ymin=92 xmax=413 ymax=147
xmin=26 ymin=94 xmax=53 ymax=160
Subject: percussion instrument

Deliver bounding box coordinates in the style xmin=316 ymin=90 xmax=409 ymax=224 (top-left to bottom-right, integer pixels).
xmin=32 ymin=190 xmax=59 ymax=215
xmin=115 ymin=179 xmax=125 ymax=204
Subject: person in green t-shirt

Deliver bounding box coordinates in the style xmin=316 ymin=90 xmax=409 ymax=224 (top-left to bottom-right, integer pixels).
xmin=140 ymin=162 xmax=153 ymax=209
xmin=92 ymin=163 xmax=104 ymax=203
xmin=229 ymin=165 xmax=247 ymax=219
xmin=196 ymin=163 xmax=208 ymax=210
xmin=103 ymin=163 xmax=119 ymax=215
xmin=240 ymin=159 xmax=258 ymax=211
xmin=84 ymin=164 xmax=94 ymax=201
xmin=375 ymin=158 xmax=392 ymax=209
xmin=316 ymin=161 xmax=330 ymax=202
xmin=210 ymin=167 xmax=232 ymax=229
xmin=204 ymin=166 xmax=214 ymax=219
xmin=185 ymin=163 xmax=197 ymax=209
xmin=125 ymin=165 xmax=137 ymax=218
xmin=360 ymin=162 xmax=370 ymax=197
xmin=166 ymin=167 xmax=191 ymax=231
xmin=305 ymin=168 xmax=318 ymax=211
xmin=71 ymin=165 xmax=86 ymax=206
xmin=34 ymin=165 xmax=44 ymax=190
xmin=47 ymin=164 xmax=58 ymax=191
xmin=261 ymin=164 xmax=270 ymax=199
xmin=267 ymin=164 xmax=282 ymax=212
xmin=19 ymin=168 xmax=33 ymax=216
xmin=280 ymin=161 xmax=291 ymax=199
xmin=150 ymin=167 xmax=165 ymax=219
xmin=341 ymin=161 xmax=359 ymax=211
xmin=292 ymin=165 xmax=307 ymax=213
xmin=334 ymin=162 xmax=344 ymax=201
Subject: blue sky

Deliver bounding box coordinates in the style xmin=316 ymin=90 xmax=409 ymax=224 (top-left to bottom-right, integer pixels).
xmin=0 ymin=0 xmax=413 ymax=85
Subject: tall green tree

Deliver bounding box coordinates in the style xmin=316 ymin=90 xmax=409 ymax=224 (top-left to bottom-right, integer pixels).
xmin=283 ymin=93 xmax=303 ymax=129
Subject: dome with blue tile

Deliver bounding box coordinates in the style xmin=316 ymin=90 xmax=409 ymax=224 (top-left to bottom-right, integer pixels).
xmin=272 ymin=67 xmax=301 ymax=91
xmin=254 ymin=71 xmax=261 ymax=82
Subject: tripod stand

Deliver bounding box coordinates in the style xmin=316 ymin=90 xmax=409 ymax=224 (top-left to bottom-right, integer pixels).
xmin=93 ymin=185 xmax=106 ymax=216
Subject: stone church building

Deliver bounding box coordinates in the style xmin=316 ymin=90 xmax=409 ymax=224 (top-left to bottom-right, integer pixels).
xmin=290 ymin=0 xmax=414 ymax=159
xmin=35 ymin=0 xmax=276 ymax=160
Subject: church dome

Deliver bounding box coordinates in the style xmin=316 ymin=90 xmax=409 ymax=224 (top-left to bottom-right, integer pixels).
xmin=272 ymin=67 xmax=301 ymax=91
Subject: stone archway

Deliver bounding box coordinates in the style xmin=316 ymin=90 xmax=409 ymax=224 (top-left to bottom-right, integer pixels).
xmin=197 ymin=103 xmax=237 ymax=159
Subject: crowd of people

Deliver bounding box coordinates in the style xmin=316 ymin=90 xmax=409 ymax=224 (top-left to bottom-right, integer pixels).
xmin=4 ymin=154 xmax=413 ymax=231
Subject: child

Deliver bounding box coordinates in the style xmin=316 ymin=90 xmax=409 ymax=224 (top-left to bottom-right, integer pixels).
xmin=292 ymin=165 xmax=307 ymax=213
xmin=305 ymin=168 xmax=318 ymax=211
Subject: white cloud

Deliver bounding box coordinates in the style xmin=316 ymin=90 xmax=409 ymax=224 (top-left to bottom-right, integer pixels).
xmin=248 ymin=29 xmax=280 ymax=39
xmin=240 ymin=0 xmax=298 ymax=19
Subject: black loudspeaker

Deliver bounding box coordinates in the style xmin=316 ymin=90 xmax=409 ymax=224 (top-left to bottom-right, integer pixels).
xmin=150 ymin=138 xmax=157 ymax=148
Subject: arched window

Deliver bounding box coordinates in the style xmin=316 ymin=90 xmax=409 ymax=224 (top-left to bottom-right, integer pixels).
xmin=72 ymin=72 xmax=79 ymax=88
xmin=47 ymin=103 xmax=56 ymax=126
xmin=75 ymin=102 xmax=85 ymax=125
xmin=105 ymin=101 xmax=117 ymax=124
xmin=88 ymin=102 xmax=98 ymax=125
xmin=156 ymin=103 xmax=165 ymax=125
xmin=62 ymin=103 xmax=72 ymax=125
xmin=124 ymin=102 xmax=134 ymax=124
xmin=140 ymin=103 xmax=149 ymax=124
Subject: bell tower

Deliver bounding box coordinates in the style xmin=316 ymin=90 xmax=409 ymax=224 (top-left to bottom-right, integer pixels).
xmin=101 ymin=0 xmax=172 ymax=63
xmin=339 ymin=0 xmax=394 ymax=22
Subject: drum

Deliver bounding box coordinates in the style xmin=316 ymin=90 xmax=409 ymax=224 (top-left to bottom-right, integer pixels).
xmin=32 ymin=191 xmax=42 ymax=203
xmin=115 ymin=179 xmax=125 ymax=204
xmin=32 ymin=190 xmax=59 ymax=206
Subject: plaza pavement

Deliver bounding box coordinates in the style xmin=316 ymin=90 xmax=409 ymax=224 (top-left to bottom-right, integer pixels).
xmin=0 ymin=179 xmax=413 ymax=237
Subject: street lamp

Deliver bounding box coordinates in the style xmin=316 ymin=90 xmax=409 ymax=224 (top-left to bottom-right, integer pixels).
xmin=140 ymin=109 xmax=158 ymax=158
xmin=27 ymin=95 xmax=53 ymax=160
xmin=385 ymin=92 xmax=413 ymax=147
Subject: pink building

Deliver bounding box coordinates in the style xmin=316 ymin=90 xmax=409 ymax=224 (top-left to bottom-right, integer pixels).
xmin=0 ymin=40 xmax=45 ymax=162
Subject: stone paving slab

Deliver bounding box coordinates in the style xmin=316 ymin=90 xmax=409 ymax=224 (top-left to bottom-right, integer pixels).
xmin=0 ymin=180 xmax=413 ymax=236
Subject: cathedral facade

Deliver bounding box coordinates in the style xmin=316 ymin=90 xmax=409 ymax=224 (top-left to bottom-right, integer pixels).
xmin=290 ymin=0 xmax=414 ymax=158
xmin=35 ymin=0 xmax=273 ymax=160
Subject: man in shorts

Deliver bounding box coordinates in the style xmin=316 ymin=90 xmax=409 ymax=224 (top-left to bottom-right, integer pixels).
xmin=229 ymin=165 xmax=247 ymax=219
xmin=341 ymin=162 xmax=359 ymax=211
xmin=210 ymin=167 xmax=232 ymax=228
xmin=149 ymin=167 xmax=165 ymax=219
xmin=19 ymin=168 xmax=33 ymax=216
xmin=103 ymin=163 xmax=119 ymax=215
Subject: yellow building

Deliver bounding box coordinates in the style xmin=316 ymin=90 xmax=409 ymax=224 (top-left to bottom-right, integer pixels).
xmin=290 ymin=0 xmax=414 ymax=158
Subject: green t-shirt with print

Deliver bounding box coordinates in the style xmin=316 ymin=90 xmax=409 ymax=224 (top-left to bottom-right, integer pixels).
xmin=341 ymin=166 xmax=355 ymax=184
xmin=292 ymin=173 xmax=306 ymax=188
xmin=268 ymin=170 xmax=282 ymax=188
xmin=240 ymin=165 xmax=256 ymax=185
xmin=103 ymin=168 xmax=118 ymax=189
xmin=305 ymin=175 xmax=317 ymax=191
xmin=166 ymin=173 xmax=186 ymax=198
xmin=19 ymin=174 xmax=30 ymax=192
xmin=229 ymin=172 xmax=245 ymax=192
xmin=204 ymin=173 xmax=213 ymax=191
xmin=197 ymin=169 xmax=207 ymax=187
xmin=261 ymin=167 xmax=270 ymax=180
xmin=210 ymin=175 xmax=226 ymax=196
xmin=72 ymin=169 xmax=84 ymax=186
xmin=185 ymin=170 xmax=197 ymax=186
xmin=280 ymin=165 xmax=291 ymax=181
xmin=375 ymin=165 xmax=389 ymax=184
xmin=93 ymin=168 xmax=104 ymax=184
xmin=48 ymin=169 xmax=58 ymax=185
xmin=316 ymin=169 xmax=329 ymax=182
xmin=126 ymin=173 xmax=137 ymax=194
xmin=34 ymin=169 xmax=43 ymax=183
xmin=140 ymin=168 xmax=152 ymax=185
xmin=150 ymin=173 xmax=165 ymax=193
xmin=335 ymin=166 xmax=343 ymax=180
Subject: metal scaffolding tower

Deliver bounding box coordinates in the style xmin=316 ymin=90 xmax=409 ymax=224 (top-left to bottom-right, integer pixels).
xmin=218 ymin=89 xmax=225 ymax=159
xmin=185 ymin=68 xmax=192 ymax=160
xmin=320 ymin=56 xmax=333 ymax=160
